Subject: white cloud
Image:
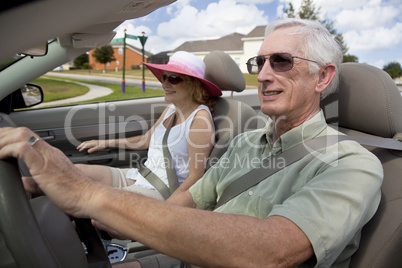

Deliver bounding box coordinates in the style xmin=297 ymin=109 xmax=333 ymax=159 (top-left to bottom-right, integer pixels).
xmin=166 ymin=0 xmax=192 ymax=16
xmin=277 ymin=0 xmax=400 ymax=28
xmin=276 ymin=4 xmax=285 ymax=18
xmin=275 ymin=0 xmax=402 ymax=67
xmin=335 ymin=5 xmax=400 ymax=31
xmin=345 ymin=23 xmax=402 ymax=52
xmin=235 ymin=0 xmax=276 ymax=3
xmin=114 ymin=21 xmax=153 ymax=38
xmin=372 ymin=58 xmax=386 ymax=69
xmin=148 ymin=0 xmax=268 ymax=52
xmin=158 ymin=1 xmax=267 ymax=38
xmin=111 ymin=0 xmax=402 ymax=67
xmin=317 ymin=0 xmax=377 ymax=15
xmin=111 ymin=21 xmax=155 ymax=52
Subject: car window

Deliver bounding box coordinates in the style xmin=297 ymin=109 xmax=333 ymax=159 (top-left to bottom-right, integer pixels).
xmin=30 ymin=67 xmax=165 ymax=109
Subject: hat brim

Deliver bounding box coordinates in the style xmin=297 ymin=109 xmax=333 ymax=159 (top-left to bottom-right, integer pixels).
xmin=143 ymin=62 xmax=222 ymax=97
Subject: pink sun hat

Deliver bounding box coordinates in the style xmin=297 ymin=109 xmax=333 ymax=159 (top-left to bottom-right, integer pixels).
xmin=143 ymin=51 xmax=222 ymax=97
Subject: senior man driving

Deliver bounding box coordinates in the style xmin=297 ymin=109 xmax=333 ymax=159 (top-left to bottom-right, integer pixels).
xmin=0 ymin=18 xmax=382 ymax=268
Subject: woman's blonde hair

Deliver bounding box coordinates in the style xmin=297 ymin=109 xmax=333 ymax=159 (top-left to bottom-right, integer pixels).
xmin=184 ymin=76 xmax=217 ymax=114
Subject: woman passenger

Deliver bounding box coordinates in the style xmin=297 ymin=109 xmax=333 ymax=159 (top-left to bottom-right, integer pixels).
xmin=76 ymin=51 xmax=221 ymax=200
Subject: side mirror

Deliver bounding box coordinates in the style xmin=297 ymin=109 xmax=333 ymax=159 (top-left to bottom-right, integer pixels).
xmin=20 ymin=84 xmax=44 ymax=107
xmin=0 ymin=84 xmax=44 ymax=113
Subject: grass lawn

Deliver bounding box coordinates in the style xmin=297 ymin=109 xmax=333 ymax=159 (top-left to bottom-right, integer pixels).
xmin=33 ymin=77 xmax=89 ymax=102
xmin=70 ymin=81 xmax=165 ymax=103
xmin=35 ymin=75 xmax=165 ymax=105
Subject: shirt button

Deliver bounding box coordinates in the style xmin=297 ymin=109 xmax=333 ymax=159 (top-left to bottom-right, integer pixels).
xmin=248 ymin=191 xmax=253 ymax=196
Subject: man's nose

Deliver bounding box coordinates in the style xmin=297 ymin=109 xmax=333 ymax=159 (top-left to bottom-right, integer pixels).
xmin=257 ymin=60 xmax=274 ymax=83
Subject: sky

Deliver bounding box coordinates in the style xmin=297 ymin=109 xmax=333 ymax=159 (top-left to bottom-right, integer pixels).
xmin=113 ymin=0 xmax=402 ymax=69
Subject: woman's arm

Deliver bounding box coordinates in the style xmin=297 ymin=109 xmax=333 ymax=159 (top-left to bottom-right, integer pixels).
xmin=76 ymin=106 xmax=171 ymax=153
xmin=168 ymin=109 xmax=215 ymax=199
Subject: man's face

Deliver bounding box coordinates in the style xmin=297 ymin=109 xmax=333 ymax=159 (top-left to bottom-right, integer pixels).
xmin=257 ymin=27 xmax=321 ymax=123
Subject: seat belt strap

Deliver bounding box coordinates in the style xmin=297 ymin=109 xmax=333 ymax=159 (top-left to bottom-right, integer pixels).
xmin=215 ymin=134 xmax=402 ymax=209
xmin=338 ymin=134 xmax=402 ymax=150
xmin=139 ymin=166 xmax=171 ymax=200
xmin=139 ymin=113 xmax=179 ymax=199
xmin=162 ymin=113 xmax=180 ymax=194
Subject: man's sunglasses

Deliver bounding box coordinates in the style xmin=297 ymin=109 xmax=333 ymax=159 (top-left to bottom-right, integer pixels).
xmin=161 ymin=74 xmax=184 ymax=85
xmin=246 ymin=53 xmax=318 ymax=74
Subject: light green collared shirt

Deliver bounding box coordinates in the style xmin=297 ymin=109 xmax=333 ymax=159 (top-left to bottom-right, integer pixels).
xmin=190 ymin=110 xmax=383 ymax=267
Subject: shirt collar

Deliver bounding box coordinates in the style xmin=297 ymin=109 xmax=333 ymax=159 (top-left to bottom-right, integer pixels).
xmin=263 ymin=110 xmax=328 ymax=153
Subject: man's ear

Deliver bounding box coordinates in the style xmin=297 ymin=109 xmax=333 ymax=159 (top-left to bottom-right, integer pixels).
xmin=316 ymin=64 xmax=337 ymax=94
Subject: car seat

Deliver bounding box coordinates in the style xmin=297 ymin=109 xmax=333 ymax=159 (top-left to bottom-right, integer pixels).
xmin=203 ymin=51 xmax=258 ymax=169
xmin=321 ymin=62 xmax=402 ymax=267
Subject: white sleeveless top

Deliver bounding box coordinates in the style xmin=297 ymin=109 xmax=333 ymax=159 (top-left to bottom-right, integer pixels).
xmin=126 ymin=104 xmax=213 ymax=189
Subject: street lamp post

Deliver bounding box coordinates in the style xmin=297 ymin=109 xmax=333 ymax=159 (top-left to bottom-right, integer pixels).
xmin=122 ymin=29 xmax=127 ymax=93
xmin=138 ymin=32 xmax=148 ymax=93
xmin=112 ymin=31 xmax=146 ymax=94
xmin=86 ymin=51 xmax=90 ymax=74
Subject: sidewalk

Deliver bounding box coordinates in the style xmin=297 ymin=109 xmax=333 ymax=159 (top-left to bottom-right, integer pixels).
xmin=36 ymin=79 xmax=113 ymax=107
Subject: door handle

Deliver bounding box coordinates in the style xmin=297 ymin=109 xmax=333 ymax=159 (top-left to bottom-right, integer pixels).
xmin=35 ymin=131 xmax=55 ymax=141
xmin=41 ymin=135 xmax=55 ymax=141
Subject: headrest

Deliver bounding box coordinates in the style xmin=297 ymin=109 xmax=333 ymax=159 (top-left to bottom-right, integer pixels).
xmin=323 ymin=63 xmax=402 ymax=138
xmin=204 ymin=51 xmax=246 ymax=92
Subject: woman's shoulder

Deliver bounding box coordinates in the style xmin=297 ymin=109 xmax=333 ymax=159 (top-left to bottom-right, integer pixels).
xmin=162 ymin=104 xmax=176 ymax=118
xmin=193 ymin=104 xmax=212 ymax=117
xmin=187 ymin=105 xmax=214 ymax=131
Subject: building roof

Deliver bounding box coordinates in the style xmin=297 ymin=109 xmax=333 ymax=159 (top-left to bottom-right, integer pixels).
xmin=172 ymin=32 xmax=246 ymax=53
xmin=171 ymin=25 xmax=267 ymax=54
xmin=243 ymin=25 xmax=266 ymax=39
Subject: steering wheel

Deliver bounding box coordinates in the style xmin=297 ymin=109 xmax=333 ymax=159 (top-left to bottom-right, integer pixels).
xmin=0 ymin=157 xmax=111 ymax=267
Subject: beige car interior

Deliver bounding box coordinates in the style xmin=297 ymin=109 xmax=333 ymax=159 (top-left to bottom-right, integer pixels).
xmin=322 ymin=62 xmax=402 ymax=267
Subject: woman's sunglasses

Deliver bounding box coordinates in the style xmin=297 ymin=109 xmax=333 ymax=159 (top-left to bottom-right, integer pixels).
xmin=246 ymin=53 xmax=318 ymax=74
xmin=161 ymin=74 xmax=184 ymax=85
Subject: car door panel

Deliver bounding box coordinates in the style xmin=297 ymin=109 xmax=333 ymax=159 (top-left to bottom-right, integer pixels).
xmin=8 ymin=90 xmax=263 ymax=169
xmin=9 ymin=97 xmax=168 ymax=168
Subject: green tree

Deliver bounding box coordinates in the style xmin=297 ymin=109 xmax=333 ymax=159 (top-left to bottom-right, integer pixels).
xmin=73 ymin=53 xmax=89 ymax=69
xmin=383 ymin=62 xmax=402 ymax=79
xmin=283 ymin=0 xmax=355 ymax=60
xmin=343 ymin=54 xmax=359 ymax=63
xmin=92 ymin=45 xmax=115 ymax=72
xmin=298 ymin=0 xmax=319 ymax=20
